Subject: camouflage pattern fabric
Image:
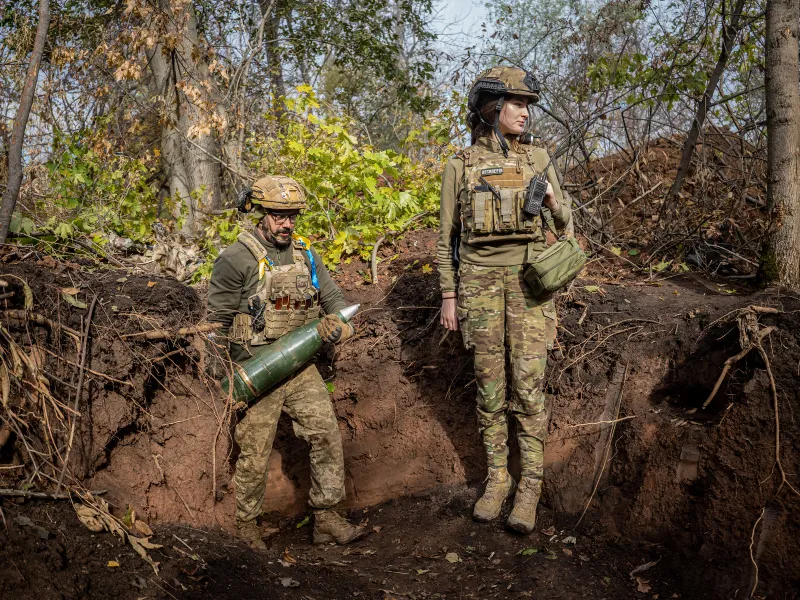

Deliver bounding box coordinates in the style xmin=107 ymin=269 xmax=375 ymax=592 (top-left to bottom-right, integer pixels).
xmin=457 ymin=263 xmax=549 ymax=479
xmin=234 ymin=364 xmax=345 ymax=524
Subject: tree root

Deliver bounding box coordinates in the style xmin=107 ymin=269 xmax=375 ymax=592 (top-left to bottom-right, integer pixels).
xmin=55 ymin=295 xmax=97 ymax=495
xmin=122 ymin=322 xmax=220 ymax=340
xmin=749 ymin=507 xmax=765 ymax=599
xmin=702 ymin=326 xmax=775 ymax=408
xmin=2 ymin=309 xmax=81 ymax=343
xmin=755 ymin=343 xmax=798 ymax=496
xmin=0 ymin=488 xmax=106 ymax=499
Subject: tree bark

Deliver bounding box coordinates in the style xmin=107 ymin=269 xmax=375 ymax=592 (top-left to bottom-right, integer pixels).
xmin=0 ymin=0 xmax=50 ymax=244
xmin=147 ymin=0 xmax=225 ymax=237
xmin=667 ymin=0 xmax=747 ymax=203
xmin=761 ymin=0 xmax=800 ymax=290
xmin=260 ymin=0 xmax=287 ymax=112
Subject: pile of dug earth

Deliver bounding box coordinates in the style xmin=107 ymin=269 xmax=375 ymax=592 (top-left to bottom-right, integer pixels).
xmin=0 ymin=229 xmax=797 ymax=599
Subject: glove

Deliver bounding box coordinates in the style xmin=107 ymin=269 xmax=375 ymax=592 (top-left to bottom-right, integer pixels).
xmin=204 ymin=332 xmax=230 ymax=380
xmin=316 ymin=314 xmax=354 ymax=344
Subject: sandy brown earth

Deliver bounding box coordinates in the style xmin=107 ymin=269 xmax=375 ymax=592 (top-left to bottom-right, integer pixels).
xmin=1 ymin=229 xmax=799 ymax=598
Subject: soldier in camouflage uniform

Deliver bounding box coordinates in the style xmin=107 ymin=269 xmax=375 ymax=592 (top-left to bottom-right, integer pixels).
xmin=207 ymin=175 xmax=367 ymax=549
xmin=437 ymin=67 xmax=572 ymax=533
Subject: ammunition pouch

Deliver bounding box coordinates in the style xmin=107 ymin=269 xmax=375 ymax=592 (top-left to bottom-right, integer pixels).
xmin=230 ymin=313 xmax=253 ymax=346
xmin=460 ymin=147 xmax=540 ymax=240
xmin=231 ymin=232 xmax=321 ymax=346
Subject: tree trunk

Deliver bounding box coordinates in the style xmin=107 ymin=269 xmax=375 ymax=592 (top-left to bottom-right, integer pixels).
xmin=0 ymin=0 xmax=50 ymax=244
xmin=667 ymin=0 xmax=747 ymax=203
xmin=260 ymin=0 xmax=287 ymax=111
xmin=147 ymin=0 xmax=225 ymax=238
xmin=761 ymin=0 xmax=800 ymax=290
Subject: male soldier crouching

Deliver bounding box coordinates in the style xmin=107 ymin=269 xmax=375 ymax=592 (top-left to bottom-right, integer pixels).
xmin=206 ymin=175 xmax=367 ymax=550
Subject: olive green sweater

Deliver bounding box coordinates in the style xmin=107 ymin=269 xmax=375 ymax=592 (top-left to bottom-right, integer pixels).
xmin=436 ymin=136 xmax=572 ymax=293
xmin=207 ymin=229 xmax=347 ymax=361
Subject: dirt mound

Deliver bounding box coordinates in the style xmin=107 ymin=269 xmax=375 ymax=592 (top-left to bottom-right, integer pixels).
xmin=567 ymin=133 xmax=768 ymax=274
xmin=1 ymin=232 xmax=798 ymax=597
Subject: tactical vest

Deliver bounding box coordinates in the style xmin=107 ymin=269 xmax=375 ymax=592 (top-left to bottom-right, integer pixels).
xmin=230 ymin=232 xmax=320 ymax=346
xmin=458 ymin=144 xmax=544 ymax=241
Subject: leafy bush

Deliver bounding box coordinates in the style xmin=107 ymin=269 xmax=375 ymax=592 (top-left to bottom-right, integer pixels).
xmin=247 ymin=86 xmax=450 ymax=270
xmin=43 ymin=124 xmax=166 ymax=244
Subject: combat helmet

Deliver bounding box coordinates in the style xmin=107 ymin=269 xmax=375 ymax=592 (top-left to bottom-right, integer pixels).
xmin=467 ymin=66 xmax=540 ymax=157
xmin=237 ymin=175 xmax=307 ymax=218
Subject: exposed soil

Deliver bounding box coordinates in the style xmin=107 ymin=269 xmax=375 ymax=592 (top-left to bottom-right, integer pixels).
xmin=1 ymin=229 xmax=799 ymax=598
xmin=0 ymin=487 xmax=695 ymax=600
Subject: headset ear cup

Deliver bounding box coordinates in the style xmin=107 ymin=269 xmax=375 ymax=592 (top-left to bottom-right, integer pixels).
xmin=237 ymin=188 xmax=253 ymax=213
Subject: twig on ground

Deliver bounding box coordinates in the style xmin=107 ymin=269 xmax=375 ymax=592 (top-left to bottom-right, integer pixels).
xmin=576 ymin=302 xmax=589 ymax=326
xmin=370 ymin=212 xmax=432 ymax=285
xmin=40 ymin=347 xmax=132 ymax=386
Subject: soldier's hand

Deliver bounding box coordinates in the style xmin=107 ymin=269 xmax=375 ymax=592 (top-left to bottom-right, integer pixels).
xmin=542 ymin=181 xmax=558 ymax=210
xmin=440 ymin=297 xmax=459 ymax=331
xmin=317 ymin=314 xmax=354 ymax=344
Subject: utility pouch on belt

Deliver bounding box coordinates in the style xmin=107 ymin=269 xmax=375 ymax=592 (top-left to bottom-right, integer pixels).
xmin=231 ymin=312 xmax=253 ymax=344
xmin=523 ymin=207 xmax=586 ymax=297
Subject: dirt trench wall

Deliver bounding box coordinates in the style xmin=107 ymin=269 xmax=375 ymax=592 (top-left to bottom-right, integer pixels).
xmin=2 ymin=236 xmax=798 ymax=596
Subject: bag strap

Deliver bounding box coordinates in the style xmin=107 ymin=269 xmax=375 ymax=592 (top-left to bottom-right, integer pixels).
xmin=238 ymin=231 xmax=274 ymax=280
xmin=238 ymin=231 xmax=268 ymax=261
xmin=541 ymin=207 xmax=557 ymax=234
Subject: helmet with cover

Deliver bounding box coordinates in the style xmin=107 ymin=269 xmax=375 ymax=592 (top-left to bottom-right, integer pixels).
xmin=467 ymin=66 xmax=540 ymax=156
xmin=237 ymin=175 xmax=307 ymax=219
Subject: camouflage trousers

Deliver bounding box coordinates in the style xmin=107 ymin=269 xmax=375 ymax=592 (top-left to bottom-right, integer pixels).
xmin=457 ymin=263 xmax=555 ymax=479
xmin=234 ymin=364 xmax=345 ymax=524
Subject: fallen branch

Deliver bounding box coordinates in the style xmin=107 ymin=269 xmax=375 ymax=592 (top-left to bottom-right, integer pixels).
xmin=702 ymin=325 xmax=775 ymax=409
xmin=122 ymin=322 xmax=220 ymax=340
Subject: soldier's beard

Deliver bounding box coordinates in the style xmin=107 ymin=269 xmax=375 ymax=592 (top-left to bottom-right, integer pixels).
xmin=262 ymin=223 xmax=293 ymax=249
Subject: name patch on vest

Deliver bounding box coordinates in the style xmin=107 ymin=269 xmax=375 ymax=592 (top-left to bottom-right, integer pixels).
xmin=480 ymin=167 xmax=504 ymax=176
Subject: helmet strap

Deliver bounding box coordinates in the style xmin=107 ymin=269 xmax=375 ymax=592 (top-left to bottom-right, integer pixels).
xmin=494 ymin=97 xmax=509 ymax=158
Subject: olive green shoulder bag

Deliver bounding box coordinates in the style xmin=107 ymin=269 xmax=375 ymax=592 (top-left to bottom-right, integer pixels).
xmin=523 ymin=207 xmax=587 ymax=297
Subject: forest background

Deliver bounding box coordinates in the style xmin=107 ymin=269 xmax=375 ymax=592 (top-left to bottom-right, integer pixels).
xmin=0 ymin=0 xmax=798 ymax=288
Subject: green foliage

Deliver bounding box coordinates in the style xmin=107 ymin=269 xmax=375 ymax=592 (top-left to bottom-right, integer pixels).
xmin=247 ymin=86 xmax=448 ymax=270
xmin=192 ymin=209 xmax=244 ymax=282
xmin=43 ymin=125 xmax=164 ymax=245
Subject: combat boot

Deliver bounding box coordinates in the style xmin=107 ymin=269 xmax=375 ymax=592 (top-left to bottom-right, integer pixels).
xmin=473 ymin=468 xmax=515 ymax=522
xmin=312 ymin=509 xmax=368 ymax=544
xmin=506 ymin=477 xmax=542 ymax=533
xmin=237 ymin=519 xmax=267 ymax=551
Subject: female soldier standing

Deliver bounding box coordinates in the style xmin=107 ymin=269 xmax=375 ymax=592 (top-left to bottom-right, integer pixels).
xmin=437 ymin=67 xmax=571 ymax=533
